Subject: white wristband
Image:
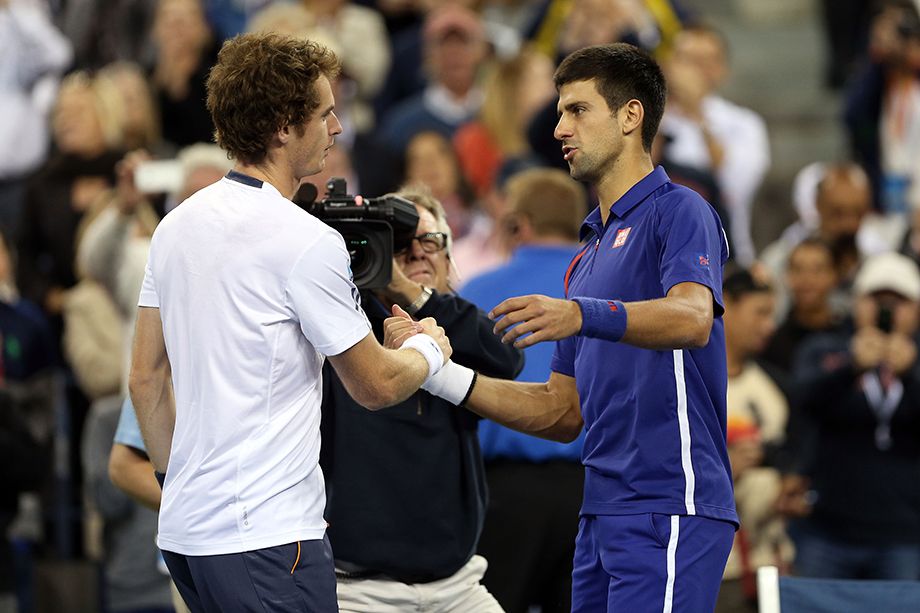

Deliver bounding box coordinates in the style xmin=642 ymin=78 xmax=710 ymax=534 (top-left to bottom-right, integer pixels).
xmin=399 ymin=334 xmax=444 ymax=380
xmin=421 ymin=360 xmax=475 ymax=406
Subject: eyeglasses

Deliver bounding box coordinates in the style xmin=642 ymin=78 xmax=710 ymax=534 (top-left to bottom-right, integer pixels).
xmin=396 ymin=232 xmax=448 ymax=255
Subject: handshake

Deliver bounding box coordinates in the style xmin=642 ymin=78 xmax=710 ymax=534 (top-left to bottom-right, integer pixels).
xmin=382 ymin=304 xmax=475 ymax=406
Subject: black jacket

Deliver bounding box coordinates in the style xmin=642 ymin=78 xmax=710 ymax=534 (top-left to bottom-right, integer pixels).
xmin=320 ymin=290 xmax=524 ymax=583
xmin=793 ymin=329 xmax=920 ymax=545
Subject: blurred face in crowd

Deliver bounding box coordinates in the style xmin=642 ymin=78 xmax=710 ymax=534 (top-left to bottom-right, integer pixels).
xmin=670 ymin=29 xmax=728 ymax=92
xmin=427 ymin=30 xmax=486 ymax=97
xmin=816 ymin=172 xmax=871 ymax=240
xmin=517 ymin=52 xmax=556 ymax=127
xmin=855 ymin=289 xmax=919 ymax=335
xmin=395 ymin=205 xmax=451 ymax=293
xmin=786 ymin=242 xmax=837 ymax=312
xmin=405 ymin=132 xmax=460 ymax=200
xmin=154 ymin=0 xmax=211 ymax=53
xmin=869 ymin=5 xmax=920 ymax=71
xmin=107 ymin=66 xmax=159 ymax=150
xmin=290 ymin=75 xmax=342 ymax=179
xmin=725 ymin=290 xmax=776 ymax=359
xmin=555 ymin=79 xmax=623 ymax=185
xmin=54 ymin=83 xmax=107 ymax=157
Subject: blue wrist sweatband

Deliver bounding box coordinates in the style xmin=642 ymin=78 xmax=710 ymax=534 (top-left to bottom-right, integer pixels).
xmin=572 ymin=297 xmax=628 ymax=342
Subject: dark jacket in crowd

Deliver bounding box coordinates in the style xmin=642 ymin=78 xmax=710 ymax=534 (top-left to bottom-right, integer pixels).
xmin=793 ymin=328 xmax=920 ymax=545
xmin=320 ymin=290 xmax=524 ymax=583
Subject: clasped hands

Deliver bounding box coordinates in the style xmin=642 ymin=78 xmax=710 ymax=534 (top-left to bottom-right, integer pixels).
xmin=383 ymin=294 xmax=582 ymax=351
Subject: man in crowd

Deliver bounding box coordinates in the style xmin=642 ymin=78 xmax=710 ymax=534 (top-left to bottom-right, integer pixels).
xmin=322 ymin=186 xmax=521 ymax=612
xmin=129 ymin=33 xmax=452 ymax=611
xmin=461 ymin=167 xmax=586 ymax=613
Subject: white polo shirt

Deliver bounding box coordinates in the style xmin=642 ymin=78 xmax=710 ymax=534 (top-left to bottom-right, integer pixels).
xmin=139 ymin=173 xmax=370 ymax=556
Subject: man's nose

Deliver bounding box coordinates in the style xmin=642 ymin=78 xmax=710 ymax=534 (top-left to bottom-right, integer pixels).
xmin=329 ymin=112 xmax=343 ymax=136
xmin=554 ymin=115 xmax=570 ymax=141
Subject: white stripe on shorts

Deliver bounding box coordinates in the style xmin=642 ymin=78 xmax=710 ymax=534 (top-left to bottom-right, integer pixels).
xmin=662 ymin=515 xmax=680 ymax=613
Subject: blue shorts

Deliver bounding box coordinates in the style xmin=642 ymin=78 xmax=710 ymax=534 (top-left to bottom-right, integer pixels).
xmin=162 ymin=537 xmax=337 ymax=613
xmin=572 ymin=514 xmax=734 ymax=613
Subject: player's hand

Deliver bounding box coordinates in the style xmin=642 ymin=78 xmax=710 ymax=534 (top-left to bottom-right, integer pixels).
xmin=490 ymin=295 xmax=582 ymax=348
xmin=383 ymin=304 xmax=422 ymax=349
xmin=417 ymin=315 xmax=452 ymax=364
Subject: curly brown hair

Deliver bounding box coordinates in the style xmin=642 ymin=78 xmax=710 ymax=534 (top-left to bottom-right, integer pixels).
xmin=206 ymin=33 xmax=340 ymax=165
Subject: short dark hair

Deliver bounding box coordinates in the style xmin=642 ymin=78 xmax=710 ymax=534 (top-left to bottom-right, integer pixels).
xmin=206 ymin=33 xmax=340 ymax=165
xmin=553 ymin=43 xmax=666 ymax=152
xmin=723 ymin=265 xmax=772 ymax=300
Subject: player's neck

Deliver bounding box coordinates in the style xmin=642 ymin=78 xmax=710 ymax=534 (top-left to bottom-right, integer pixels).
xmin=233 ymin=159 xmax=298 ymax=200
xmin=596 ymin=152 xmax=654 ymax=226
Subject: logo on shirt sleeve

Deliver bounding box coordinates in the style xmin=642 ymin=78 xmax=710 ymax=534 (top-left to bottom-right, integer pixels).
xmin=697 ymin=254 xmax=710 ymax=267
xmin=612 ymin=227 xmax=632 ymax=248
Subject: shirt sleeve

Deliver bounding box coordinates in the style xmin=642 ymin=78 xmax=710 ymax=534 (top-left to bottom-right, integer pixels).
xmin=658 ymin=192 xmax=728 ymax=315
xmin=137 ymin=235 xmax=159 ymax=308
xmin=550 ymin=336 xmax=576 ymax=377
xmin=286 ymin=229 xmax=371 ymax=356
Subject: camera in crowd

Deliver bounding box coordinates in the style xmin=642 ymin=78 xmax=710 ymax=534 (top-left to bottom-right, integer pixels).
xmin=295 ymin=178 xmax=419 ymax=289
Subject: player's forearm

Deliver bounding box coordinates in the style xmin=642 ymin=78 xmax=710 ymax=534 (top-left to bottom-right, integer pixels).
xmin=465 ymin=377 xmax=583 ymax=443
xmin=128 ymin=369 xmax=175 ymax=473
xmin=620 ymin=297 xmax=712 ymax=349
xmin=577 ymin=294 xmax=712 ymax=350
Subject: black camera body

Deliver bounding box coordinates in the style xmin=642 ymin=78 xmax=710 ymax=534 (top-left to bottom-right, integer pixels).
xmin=295 ymin=178 xmax=419 ymax=289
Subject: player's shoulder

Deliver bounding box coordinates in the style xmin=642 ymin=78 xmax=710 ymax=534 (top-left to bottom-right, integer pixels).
xmin=654 ymin=180 xmax=714 ymax=215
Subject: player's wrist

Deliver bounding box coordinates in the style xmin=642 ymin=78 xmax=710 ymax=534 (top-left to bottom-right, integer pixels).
xmin=399 ymin=333 xmax=444 ymax=380
xmin=572 ymin=297 xmax=627 ymax=342
xmin=421 ymin=360 xmax=476 ymax=406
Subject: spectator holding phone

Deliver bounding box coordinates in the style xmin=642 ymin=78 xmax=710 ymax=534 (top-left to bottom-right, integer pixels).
xmin=791 ymin=251 xmax=920 ymax=580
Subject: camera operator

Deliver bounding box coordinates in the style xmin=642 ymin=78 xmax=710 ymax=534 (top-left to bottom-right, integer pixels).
xmin=129 ymin=34 xmax=453 ymax=612
xmin=320 ymin=185 xmax=523 ymax=612
xmin=791 ymin=251 xmax=920 ymax=579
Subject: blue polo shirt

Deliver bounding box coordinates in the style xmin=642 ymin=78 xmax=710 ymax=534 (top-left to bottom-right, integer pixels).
xmin=551 ymin=166 xmax=737 ymax=525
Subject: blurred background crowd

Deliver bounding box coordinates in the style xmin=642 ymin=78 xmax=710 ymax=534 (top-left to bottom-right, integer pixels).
xmin=2 ymin=0 xmax=920 ymax=611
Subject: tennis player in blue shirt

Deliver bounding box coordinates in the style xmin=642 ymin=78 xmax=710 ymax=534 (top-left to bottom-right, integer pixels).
xmin=387 ymin=43 xmax=738 ymax=612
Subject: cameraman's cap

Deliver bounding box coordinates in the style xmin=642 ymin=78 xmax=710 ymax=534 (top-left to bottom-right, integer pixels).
xmin=853 ymin=252 xmax=920 ymax=300
xmin=423 ymin=5 xmax=484 ymax=43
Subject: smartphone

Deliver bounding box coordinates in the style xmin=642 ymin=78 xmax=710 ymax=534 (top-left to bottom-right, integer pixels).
xmin=877 ymin=305 xmax=894 ymax=333
xmin=134 ymin=160 xmax=183 ymax=194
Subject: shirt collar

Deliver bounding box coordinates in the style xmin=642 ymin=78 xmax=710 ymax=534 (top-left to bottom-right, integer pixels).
xmin=225 ymin=170 xmax=263 ymax=188
xmin=578 ymin=166 xmax=670 ymax=241
xmin=609 ymin=165 xmax=670 ymax=219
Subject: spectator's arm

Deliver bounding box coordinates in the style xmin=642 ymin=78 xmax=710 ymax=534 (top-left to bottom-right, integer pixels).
xmin=108 ymin=443 xmax=160 ymax=511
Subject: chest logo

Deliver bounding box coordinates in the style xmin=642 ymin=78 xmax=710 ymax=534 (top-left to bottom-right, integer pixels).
xmin=612 ymin=227 xmax=632 ymax=248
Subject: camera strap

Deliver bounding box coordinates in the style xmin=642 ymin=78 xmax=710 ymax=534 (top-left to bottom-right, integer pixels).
xmin=861 ymin=370 xmax=903 ymax=451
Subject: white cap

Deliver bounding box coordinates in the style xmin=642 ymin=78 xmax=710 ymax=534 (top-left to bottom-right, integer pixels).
xmin=853 ymin=252 xmax=920 ymax=300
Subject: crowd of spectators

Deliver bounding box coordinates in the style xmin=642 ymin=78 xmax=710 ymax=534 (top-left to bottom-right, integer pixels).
xmin=3 ymin=0 xmax=920 ymax=611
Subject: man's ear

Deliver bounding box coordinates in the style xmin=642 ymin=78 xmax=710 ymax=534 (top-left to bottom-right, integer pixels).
xmin=276 ymin=123 xmax=291 ymax=145
xmin=620 ymin=99 xmax=645 ymax=138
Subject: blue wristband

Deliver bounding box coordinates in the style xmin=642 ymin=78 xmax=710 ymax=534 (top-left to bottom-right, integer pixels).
xmin=572 ymin=297 xmax=627 ymax=342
